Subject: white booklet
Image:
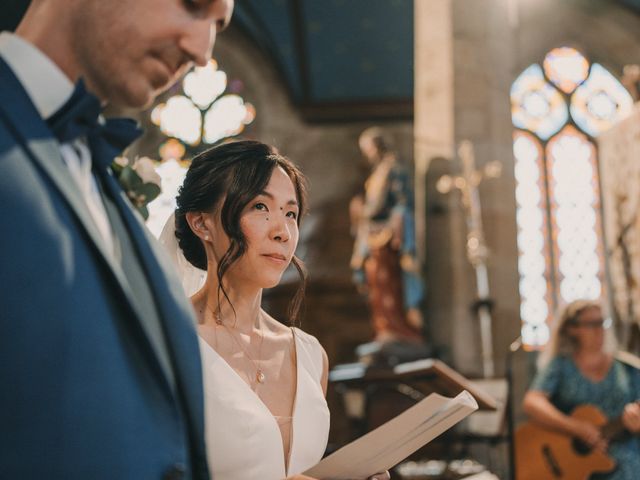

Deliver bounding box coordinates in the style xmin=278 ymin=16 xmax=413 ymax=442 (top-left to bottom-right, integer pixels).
xmin=304 ymin=390 xmax=478 ymax=480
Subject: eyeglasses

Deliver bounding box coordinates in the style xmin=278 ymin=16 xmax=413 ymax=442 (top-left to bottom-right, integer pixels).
xmin=570 ymin=317 xmax=612 ymax=329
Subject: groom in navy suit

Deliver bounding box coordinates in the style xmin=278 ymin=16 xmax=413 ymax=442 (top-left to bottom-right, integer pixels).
xmin=0 ymin=0 xmax=233 ymax=478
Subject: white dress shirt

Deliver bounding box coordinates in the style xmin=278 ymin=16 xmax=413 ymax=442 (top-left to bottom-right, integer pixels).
xmin=0 ymin=32 xmax=116 ymax=256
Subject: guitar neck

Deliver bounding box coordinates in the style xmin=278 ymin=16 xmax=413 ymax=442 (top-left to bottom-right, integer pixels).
xmin=601 ymin=400 xmax=639 ymax=441
xmin=601 ymin=417 xmax=626 ymax=441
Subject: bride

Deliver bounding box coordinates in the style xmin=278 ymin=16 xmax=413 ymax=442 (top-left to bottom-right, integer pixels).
xmin=168 ymin=140 xmax=326 ymax=479
xmin=163 ymin=140 xmax=324 ymax=480
xmin=163 ymin=140 xmax=389 ymax=480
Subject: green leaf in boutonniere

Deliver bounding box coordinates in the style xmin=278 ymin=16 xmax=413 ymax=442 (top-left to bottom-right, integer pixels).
xmin=112 ymin=156 xmax=162 ymax=220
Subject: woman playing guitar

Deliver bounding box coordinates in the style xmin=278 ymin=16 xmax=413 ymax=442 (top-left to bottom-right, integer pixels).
xmin=521 ymin=299 xmax=640 ymax=479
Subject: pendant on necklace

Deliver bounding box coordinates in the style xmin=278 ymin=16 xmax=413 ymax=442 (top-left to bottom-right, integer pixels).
xmin=214 ymin=313 xmax=223 ymax=325
xmin=256 ymin=369 xmax=266 ymax=384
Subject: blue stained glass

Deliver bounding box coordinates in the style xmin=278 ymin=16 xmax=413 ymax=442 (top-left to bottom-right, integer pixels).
xmin=511 ymin=64 xmax=569 ymax=140
xmin=570 ymin=63 xmax=634 ymax=137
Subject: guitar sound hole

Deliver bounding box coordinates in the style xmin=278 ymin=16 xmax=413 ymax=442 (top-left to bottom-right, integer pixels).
xmin=572 ymin=438 xmax=593 ymax=456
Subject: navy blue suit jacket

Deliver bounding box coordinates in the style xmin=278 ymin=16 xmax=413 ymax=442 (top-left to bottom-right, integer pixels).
xmin=0 ymin=59 xmax=209 ymax=479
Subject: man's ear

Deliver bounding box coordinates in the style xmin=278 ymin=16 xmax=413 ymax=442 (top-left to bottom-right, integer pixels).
xmin=185 ymin=212 xmax=211 ymax=241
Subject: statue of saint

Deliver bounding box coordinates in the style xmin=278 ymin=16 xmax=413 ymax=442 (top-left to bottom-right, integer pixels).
xmin=350 ymin=127 xmax=429 ymax=365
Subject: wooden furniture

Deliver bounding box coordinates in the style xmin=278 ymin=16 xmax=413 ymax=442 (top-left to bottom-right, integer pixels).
xmin=330 ymin=359 xmax=501 ymax=478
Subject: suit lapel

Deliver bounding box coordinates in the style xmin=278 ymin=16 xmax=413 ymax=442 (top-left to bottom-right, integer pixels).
xmin=0 ymin=58 xmax=179 ymax=399
xmin=100 ymin=172 xmax=208 ymax=462
xmin=99 ymin=170 xmax=205 ymax=439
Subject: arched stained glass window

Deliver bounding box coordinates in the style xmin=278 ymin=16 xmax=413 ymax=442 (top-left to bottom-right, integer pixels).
xmin=151 ymin=60 xmax=256 ymax=149
xmin=511 ymin=47 xmax=633 ymax=349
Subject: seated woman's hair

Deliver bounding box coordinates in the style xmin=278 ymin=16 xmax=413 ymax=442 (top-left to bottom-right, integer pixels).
xmin=174 ymin=140 xmax=308 ymax=324
xmin=559 ymin=299 xmax=601 ymax=328
xmin=538 ymin=298 xmax=616 ymax=368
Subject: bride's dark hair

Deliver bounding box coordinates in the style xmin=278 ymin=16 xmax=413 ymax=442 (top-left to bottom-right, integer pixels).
xmin=175 ymin=140 xmax=308 ymax=325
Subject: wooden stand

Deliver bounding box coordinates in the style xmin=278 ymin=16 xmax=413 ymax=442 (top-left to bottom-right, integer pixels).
xmin=330 ymin=358 xmax=498 ymax=411
xmin=330 ymin=359 xmax=501 ymax=477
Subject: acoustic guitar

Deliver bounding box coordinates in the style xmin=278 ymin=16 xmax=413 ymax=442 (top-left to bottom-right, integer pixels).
xmin=515 ymin=404 xmax=630 ymax=480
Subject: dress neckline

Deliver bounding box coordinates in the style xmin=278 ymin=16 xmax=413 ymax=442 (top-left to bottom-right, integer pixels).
xmin=199 ymin=327 xmax=300 ymax=475
xmin=571 ymin=355 xmax=615 ymax=385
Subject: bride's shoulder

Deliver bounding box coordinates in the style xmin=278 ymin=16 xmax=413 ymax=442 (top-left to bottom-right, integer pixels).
xmin=289 ymin=326 xmax=329 ymax=391
xmin=290 ymin=326 xmax=321 ymax=347
xmin=260 ymin=312 xmax=324 ymax=355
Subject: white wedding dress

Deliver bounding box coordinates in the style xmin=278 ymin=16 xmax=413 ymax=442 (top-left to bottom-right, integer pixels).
xmin=199 ymin=327 xmax=330 ymax=480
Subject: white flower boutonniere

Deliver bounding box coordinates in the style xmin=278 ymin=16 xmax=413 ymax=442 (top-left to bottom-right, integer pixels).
xmin=111 ymin=156 xmax=162 ymax=220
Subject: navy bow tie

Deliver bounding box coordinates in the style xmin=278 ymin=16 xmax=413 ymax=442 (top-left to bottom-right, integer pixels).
xmin=46 ymin=80 xmax=143 ymax=170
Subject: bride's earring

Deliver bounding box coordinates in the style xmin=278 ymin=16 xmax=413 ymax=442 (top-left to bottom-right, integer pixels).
xmin=199 ymin=220 xmax=210 ymax=241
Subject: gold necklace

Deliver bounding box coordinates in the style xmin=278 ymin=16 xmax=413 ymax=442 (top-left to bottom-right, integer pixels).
xmin=211 ymin=306 xmax=266 ymax=385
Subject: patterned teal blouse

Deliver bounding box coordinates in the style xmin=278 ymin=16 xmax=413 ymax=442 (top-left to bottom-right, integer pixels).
xmin=531 ymin=356 xmax=640 ymax=479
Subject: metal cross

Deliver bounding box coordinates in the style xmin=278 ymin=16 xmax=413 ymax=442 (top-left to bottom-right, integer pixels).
xmin=437 ymin=140 xmax=501 ymax=378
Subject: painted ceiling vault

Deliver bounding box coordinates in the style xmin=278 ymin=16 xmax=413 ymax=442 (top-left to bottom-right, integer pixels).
xmin=234 ymin=0 xmax=414 ymax=110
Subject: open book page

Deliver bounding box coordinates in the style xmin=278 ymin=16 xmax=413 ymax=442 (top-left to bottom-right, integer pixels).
xmin=304 ymin=390 xmax=478 ymax=480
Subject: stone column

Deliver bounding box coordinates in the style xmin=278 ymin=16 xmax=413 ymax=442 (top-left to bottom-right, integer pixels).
xmin=415 ymin=0 xmax=521 ymax=376
xmin=414 ymin=0 xmax=454 ymax=262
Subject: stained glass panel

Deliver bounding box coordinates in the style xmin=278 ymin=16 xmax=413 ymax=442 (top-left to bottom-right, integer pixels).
xmin=570 ymin=63 xmax=634 ymax=137
xmin=543 ymin=47 xmax=589 ymax=94
xmin=153 ymin=95 xmax=202 ymax=145
xmin=203 ymin=95 xmax=256 ymax=144
xmin=183 ymin=60 xmax=228 ymax=109
xmin=511 ymin=64 xmax=568 ymax=140
xmin=513 ymin=131 xmax=553 ymax=348
xmin=546 ymin=125 xmax=603 ymax=304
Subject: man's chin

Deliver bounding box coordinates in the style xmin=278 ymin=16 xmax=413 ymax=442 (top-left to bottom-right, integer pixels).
xmin=134 ymin=77 xmax=184 ymax=109
xmin=110 ymin=86 xmax=157 ymax=111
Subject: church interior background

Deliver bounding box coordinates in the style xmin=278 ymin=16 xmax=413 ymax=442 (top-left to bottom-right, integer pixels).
xmin=6 ymin=0 xmax=640 ymax=477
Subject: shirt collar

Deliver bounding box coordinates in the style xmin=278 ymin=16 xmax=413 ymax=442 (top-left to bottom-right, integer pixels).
xmin=0 ymin=31 xmax=74 ymax=119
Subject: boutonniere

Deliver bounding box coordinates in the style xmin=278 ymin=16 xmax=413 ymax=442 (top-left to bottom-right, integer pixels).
xmin=111 ymin=156 xmax=162 ymax=220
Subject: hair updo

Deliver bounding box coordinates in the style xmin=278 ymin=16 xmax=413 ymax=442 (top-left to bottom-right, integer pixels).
xmin=174 ymin=140 xmax=308 ymax=324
